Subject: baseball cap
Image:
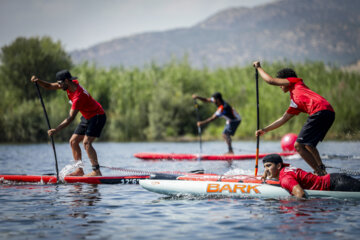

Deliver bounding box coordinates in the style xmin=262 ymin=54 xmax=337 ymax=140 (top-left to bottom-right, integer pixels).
xmin=263 ymin=154 xmax=290 ymax=167
xmin=56 ymin=70 xmax=77 ymax=82
xmin=211 ymin=92 xmax=222 ymax=100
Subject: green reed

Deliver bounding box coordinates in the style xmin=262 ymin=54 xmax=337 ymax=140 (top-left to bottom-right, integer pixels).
xmin=1 ymin=59 xmax=359 ymax=142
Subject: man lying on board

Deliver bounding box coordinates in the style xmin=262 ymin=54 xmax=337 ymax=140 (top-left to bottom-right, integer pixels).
xmin=192 ymin=92 xmax=241 ymax=155
xmin=262 ymin=154 xmax=360 ymax=198
xmin=253 ymin=61 xmax=335 ymax=176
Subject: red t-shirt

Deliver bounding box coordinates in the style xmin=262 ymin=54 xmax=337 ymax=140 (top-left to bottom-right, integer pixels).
xmin=279 ymin=166 xmax=331 ymax=194
xmin=66 ymin=80 xmax=105 ymax=120
xmin=286 ymin=77 xmax=334 ymax=115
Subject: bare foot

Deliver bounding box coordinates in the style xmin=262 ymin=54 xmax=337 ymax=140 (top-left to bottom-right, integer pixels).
xmin=314 ymin=165 xmax=327 ymax=176
xmin=224 ymin=151 xmax=234 ymax=155
xmin=67 ymin=168 xmax=85 ymax=176
xmin=84 ymin=170 xmax=102 ymax=177
xmin=314 ymin=169 xmax=327 ymax=176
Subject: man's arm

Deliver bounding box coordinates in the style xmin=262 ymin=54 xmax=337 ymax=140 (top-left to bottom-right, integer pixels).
xmin=253 ymin=61 xmax=290 ymax=86
xmin=281 ymin=175 xmax=307 ymax=199
xmin=31 ymin=76 xmax=60 ymax=90
xmin=261 ymin=170 xmax=269 ymax=182
xmin=256 ymin=112 xmax=295 ymax=136
xmin=197 ymin=114 xmax=218 ymax=127
xmin=292 ymin=184 xmax=307 ymax=198
xmin=192 ymin=94 xmax=212 ymax=103
xmin=48 ymin=109 xmax=79 ymax=136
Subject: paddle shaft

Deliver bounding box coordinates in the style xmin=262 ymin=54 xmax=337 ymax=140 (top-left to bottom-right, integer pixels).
xmin=255 ymin=68 xmax=260 ymax=176
xmin=194 ymin=99 xmax=202 ymax=160
xmin=35 ymin=82 xmax=60 ymax=181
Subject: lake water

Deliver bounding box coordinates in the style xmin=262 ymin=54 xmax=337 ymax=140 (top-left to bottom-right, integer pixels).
xmin=0 ymin=140 xmax=360 ymax=240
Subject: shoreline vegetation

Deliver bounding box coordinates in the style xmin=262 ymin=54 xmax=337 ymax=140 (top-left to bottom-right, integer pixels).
xmin=1 ymin=59 xmax=359 ymax=143
xmin=1 ymin=38 xmax=359 ymax=143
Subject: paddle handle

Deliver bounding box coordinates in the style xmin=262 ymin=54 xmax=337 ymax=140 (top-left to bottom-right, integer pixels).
xmin=198 ymin=126 xmax=202 ymax=154
xmin=255 ymin=68 xmax=260 ymax=176
xmin=194 ymin=99 xmax=202 ymax=161
xmin=35 ymin=82 xmax=60 ymax=181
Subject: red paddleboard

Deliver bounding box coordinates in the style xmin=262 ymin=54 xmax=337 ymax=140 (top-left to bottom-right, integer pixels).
xmin=134 ymin=152 xmax=297 ymax=161
xmin=0 ymin=174 xmax=149 ymax=184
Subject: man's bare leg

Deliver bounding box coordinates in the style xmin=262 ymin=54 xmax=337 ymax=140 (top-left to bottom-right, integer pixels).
xmin=294 ymin=142 xmax=326 ymax=175
xmin=68 ymin=134 xmax=85 ymax=176
xmin=305 ymin=145 xmax=327 ymax=175
xmin=223 ymin=133 xmax=234 ymax=155
xmin=83 ymin=136 xmax=102 ymax=176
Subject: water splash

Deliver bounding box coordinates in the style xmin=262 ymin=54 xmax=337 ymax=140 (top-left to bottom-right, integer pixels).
xmin=59 ymin=161 xmax=84 ymax=181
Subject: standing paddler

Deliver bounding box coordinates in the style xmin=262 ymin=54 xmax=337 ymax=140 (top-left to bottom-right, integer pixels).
xmin=253 ymin=61 xmax=335 ymax=176
xmin=31 ymin=70 xmax=106 ymax=176
xmin=192 ymin=92 xmax=241 ymax=155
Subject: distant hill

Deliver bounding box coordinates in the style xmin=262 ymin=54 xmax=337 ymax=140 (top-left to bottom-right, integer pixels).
xmin=71 ymin=0 xmax=360 ymax=68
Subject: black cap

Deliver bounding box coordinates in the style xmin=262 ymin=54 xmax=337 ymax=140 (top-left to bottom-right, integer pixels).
xmin=263 ymin=154 xmax=290 ymax=167
xmin=56 ymin=70 xmax=77 ymax=81
xmin=212 ymin=92 xmax=222 ymax=100
xmin=263 ymin=154 xmax=283 ymax=164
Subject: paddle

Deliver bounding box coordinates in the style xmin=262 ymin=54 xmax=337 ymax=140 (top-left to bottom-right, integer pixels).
xmin=254 ymin=68 xmax=260 ymax=176
xmin=194 ymin=99 xmax=202 ymax=161
xmin=34 ymin=82 xmax=60 ymax=182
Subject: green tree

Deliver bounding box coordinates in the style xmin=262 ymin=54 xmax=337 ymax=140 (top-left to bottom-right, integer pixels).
xmin=0 ymin=36 xmax=72 ymax=101
xmin=0 ymin=36 xmax=73 ymax=142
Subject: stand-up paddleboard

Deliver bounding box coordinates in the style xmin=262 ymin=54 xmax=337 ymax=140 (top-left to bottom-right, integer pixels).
xmin=140 ymin=173 xmax=360 ymax=200
xmin=135 ymin=133 xmax=299 ymax=161
xmin=0 ymin=169 xmax=206 ymax=185
xmin=0 ymin=174 xmax=150 ymax=184
xmin=134 ymin=152 xmax=297 ymax=161
xmin=140 ymin=179 xmax=360 ymax=200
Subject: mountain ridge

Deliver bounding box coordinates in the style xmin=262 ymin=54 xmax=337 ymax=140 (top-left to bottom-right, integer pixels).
xmin=71 ymin=0 xmax=360 ymax=68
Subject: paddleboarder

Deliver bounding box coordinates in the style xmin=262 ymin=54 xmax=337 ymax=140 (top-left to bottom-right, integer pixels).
xmin=192 ymin=92 xmax=241 ymax=155
xmin=31 ymin=70 xmax=106 ymax=176
xmin=253 ymin=61 xmax=335 ymax=176
xmin=262 ymin=154 xmax=360 ymax=198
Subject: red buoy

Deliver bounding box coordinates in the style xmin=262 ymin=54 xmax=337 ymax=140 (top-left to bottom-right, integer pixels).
xmin=281 ymin=133 xmax=297 ymax=152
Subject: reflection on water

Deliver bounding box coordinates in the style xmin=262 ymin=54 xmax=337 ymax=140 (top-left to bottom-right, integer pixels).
xmin=0 ymin=141 xmax=360 ymax=240
xmin=64 ymin=184 xmax=102 ymax=219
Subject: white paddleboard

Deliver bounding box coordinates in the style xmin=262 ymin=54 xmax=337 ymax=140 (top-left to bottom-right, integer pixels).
xmin=140 ymin=179 xmax=360 ymax=200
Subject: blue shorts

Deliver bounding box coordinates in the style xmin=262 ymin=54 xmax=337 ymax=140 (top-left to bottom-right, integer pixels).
xmin=223 ymin=120 xmax=241 ymax=136
xmin=74 ymin=114 xmax=106 ymax=138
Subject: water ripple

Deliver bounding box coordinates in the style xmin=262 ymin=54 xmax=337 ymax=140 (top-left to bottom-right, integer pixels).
xmin=0 ymin=142 xmax=360 ymax=239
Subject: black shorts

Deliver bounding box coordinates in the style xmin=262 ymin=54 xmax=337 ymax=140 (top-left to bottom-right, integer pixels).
xmin=296 ymin=110 xmax=335 ymax=147
xmin=223 ymin=120 xmax=241 ymax=136
xmin=74 ymin=114 xmax=106 ymax=138
xmin=330 ymin=173 xmax=360 ymax=191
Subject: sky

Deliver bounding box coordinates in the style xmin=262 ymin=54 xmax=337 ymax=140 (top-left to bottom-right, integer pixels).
xmin=0 ymin=0 xmax=274 ymax=52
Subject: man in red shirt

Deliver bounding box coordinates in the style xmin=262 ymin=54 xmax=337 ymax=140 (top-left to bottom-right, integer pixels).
xmin=192 ymin=92 xmax=241 ymax=154
xmin=253 ymin=61 xmax=335 ymax=176
xmin=31 ymin=70 xmax=106 ymax=176
xmin=262 ymin=154 xmax=360 ymax=198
